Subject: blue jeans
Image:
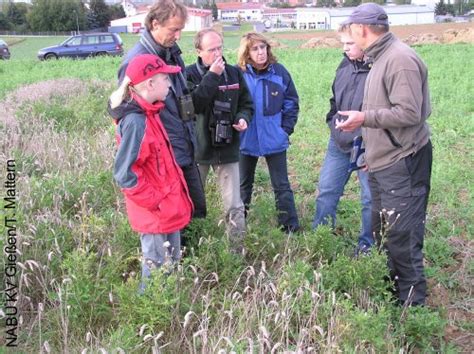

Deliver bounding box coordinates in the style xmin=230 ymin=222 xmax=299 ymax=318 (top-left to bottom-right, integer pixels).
xmin=313 ymin=137 xmax=373 ymax=248
xmin=240 ymin=151 xmax=299 ymax=232
xmin=139 ymin=231 xmax=181 ymax=291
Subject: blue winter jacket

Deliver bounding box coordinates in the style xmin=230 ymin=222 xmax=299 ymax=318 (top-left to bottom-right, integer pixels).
xmin=239 ymin=63 xmax=299 ymax=157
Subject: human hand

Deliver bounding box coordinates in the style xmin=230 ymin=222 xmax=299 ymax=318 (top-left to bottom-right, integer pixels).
xmin=335 ymin=110 xmax=365 ymax=132
xmin=209 ymin=57 xmax=225 ymax=76
xmin=232 ymin=118 xmax=247 ymax=131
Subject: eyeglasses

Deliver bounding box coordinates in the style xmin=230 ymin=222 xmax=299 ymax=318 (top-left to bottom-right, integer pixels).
xmin=250 ymin=44 xmax=267 ymax=52
xmin=203 ymin=45 xmax=223 ymax=54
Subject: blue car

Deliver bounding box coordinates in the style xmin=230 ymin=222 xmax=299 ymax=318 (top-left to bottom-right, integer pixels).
xmin=37 ymin=33 xmax=123 ymax=60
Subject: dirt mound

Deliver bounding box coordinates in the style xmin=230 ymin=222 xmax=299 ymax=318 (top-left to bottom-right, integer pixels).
xmin=442 ymin=27 xmax=474 ymax=44
xmin=403 ymin=33 xmax=441 ymax=46
xmin=300 ymin=37 xmax=340 ymax=49
xmin=268 ymin=39 xmax=288 ymax=49
xmin=274 ymin=22 xmax=473 ymax=46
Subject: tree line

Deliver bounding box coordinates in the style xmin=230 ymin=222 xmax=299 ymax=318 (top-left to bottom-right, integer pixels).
xmin=0 ymin=0 xmax=125 ymax=32
xmin=1 ymin=0 xmax=472 ymax=33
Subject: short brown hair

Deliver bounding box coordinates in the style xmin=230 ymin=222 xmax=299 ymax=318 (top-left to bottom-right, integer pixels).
xmin=237 ymin=32 xmax=277 ymax=71
xmin=194 ymin=28 xmax=223 ymax=49
xmin=366 ymin=24 xmax=389 ymax=34
xmin=145 ymin=0 xmax=188 ymax=31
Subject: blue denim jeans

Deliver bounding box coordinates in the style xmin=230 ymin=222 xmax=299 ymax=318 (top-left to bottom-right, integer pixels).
xmin=313 ymin=137 xmax=373 ymax=248
xmin=240 ymin=151 xmax=299 ymax=232
xmin=139 ymin=231 xmax=181 ymax=291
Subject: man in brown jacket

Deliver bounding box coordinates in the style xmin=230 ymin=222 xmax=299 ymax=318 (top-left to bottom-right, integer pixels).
xmin=337 ymin=3 xmax=432 ymax=306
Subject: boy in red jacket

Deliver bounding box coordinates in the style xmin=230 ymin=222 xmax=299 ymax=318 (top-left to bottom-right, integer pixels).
xmin=109 ymin=54 xmax=193 ymax=288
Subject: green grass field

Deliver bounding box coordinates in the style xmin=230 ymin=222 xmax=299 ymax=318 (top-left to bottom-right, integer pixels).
xmin=0 ymin=32 xmax=473 ymax=352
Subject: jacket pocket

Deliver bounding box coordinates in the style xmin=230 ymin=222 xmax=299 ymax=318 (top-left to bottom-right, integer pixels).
xmin=263 ymin=80 xmax=284 ymax=116
xmin=384 ymin=129 xmax=402 ymax=148
xmin=157 ymin=181 xmax=191 ymax=227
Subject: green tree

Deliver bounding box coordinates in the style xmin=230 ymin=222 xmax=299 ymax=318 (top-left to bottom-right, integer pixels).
xmin=394 ymin=0 xmax=411 ymax=4
xmin=28 ymin=0 xmax=86 ymax=32
xmin=0 ymin=12 xmax=12 ymax=30
xmin=211 ymin=0 xmax=218 ymax=20
xmin=364 ymin=0 xmax=385 ymax=5
xmin=435 ymin=0 xmax=448 ymax=15
xmin=455 ymin=0 xmax=472 ymax=14
xmin=343 ymin=0 xmax=362 ymax=7
xmin=317 ymin=0 xmax=337 ymax=7
xmin=6 ymin=2 xmax=29 ymax=29
xmin=109 ymin=3 xmax=126 ymax=21
xmin=446 ymin=3 xmax=456 ymax=14
xmin=87 ymin=0 xmax=110 ymax=30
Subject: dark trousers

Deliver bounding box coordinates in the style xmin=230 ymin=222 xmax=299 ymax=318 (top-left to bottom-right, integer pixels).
xmin=240 ymin=151 xmax=299 ymax=232
xmin=369 ymin=141 xmax=432 ymax=305
xmin=181 ymin=163 xmax=207 ymax=219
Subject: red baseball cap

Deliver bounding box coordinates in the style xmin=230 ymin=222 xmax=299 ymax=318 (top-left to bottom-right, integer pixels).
xmin=126 ymin=54 xmax=181 ymax=86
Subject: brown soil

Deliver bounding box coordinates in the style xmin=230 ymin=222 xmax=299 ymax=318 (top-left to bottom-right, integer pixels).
xmin=273 ymin=22 xmax=474 ymax=47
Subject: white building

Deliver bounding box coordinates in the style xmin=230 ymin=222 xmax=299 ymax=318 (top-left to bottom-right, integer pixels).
xmin=110 ymin=7 xmax=212 ymax=33
xmin=410 ymin=0 xmax=438 ymax=7
xmin=217 ymin=2 xmax=264 ymax=22
xmin=296 ymin=5 xmax=435 ymax=30
xmin=262 ymin=8 xmax=297 ymax=28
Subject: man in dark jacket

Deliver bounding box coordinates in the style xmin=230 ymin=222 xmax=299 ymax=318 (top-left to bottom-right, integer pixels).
xmin=337 ymin=3 xmax=432 ymax=306
xmin=313 ymin=30 xmax=373 ymax=255
xmin=117 ymin=0 xmax=207 ymax=227
xmin=186 ymin=29 xmax=253 ymax=252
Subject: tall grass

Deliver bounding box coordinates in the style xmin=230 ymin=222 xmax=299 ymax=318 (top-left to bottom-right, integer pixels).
xmin=0 ymin=39 xmax=472 ymax=352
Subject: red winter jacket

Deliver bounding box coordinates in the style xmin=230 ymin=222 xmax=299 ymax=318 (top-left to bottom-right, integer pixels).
xmin=111 ymin=93 xmax=193 ymax=234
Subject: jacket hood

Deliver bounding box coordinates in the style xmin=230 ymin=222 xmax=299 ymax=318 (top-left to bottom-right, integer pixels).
xmin=107 ymin=94 xmax=164 ymax=122
xmin=341 ymin=53 xmax=372 ymax=72
xmin=108 ymin=99 xmax=142 ymax=122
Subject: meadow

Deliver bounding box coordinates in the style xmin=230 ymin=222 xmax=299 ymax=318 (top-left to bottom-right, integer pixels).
xmin=0 ymin=30 xmax=473 ymax=352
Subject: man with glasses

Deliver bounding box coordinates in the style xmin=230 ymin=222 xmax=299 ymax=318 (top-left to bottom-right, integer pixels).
xmin=336 ymin=3 xmax=432 ymax=306
xmin=186 ymin=28 xmax=253 ymax=253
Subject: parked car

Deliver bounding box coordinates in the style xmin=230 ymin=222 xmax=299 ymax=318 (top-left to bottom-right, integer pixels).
xmin=37 ymin=33 xmax=123 ymax=60
xmin=0 ymin=39 xmax=11 ymax=60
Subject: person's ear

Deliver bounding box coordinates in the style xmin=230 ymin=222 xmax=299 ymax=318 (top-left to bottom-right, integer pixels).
xmin=151 ymin=19 xmax=160 ymax=31
xmin=145 ymin=78 xmax=155 ymax=91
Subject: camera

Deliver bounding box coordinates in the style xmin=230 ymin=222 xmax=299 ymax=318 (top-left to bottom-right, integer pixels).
xmin=211 ymin=100 xmax=233 ymax=146
xmin=178 ymin=94 xmax=195 ymax=121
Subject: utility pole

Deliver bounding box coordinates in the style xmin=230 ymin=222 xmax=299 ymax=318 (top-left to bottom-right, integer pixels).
xmin=73 ymin=10 xmax=80 ymax=34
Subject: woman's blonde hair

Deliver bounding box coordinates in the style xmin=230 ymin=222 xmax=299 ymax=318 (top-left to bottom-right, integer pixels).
xmin=237 ymin=32 xmax=277 ymax=71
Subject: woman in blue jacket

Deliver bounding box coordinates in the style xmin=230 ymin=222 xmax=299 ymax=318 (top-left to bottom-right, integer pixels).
xmin=237 ymin=32 xmax=299 ymax=233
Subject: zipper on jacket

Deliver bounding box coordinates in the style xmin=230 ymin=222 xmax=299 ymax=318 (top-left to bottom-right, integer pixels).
xmin=384 ymin=129 xmax=402 ymax=148
xmin=264 ymin=82 xmax=269 ymax=113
